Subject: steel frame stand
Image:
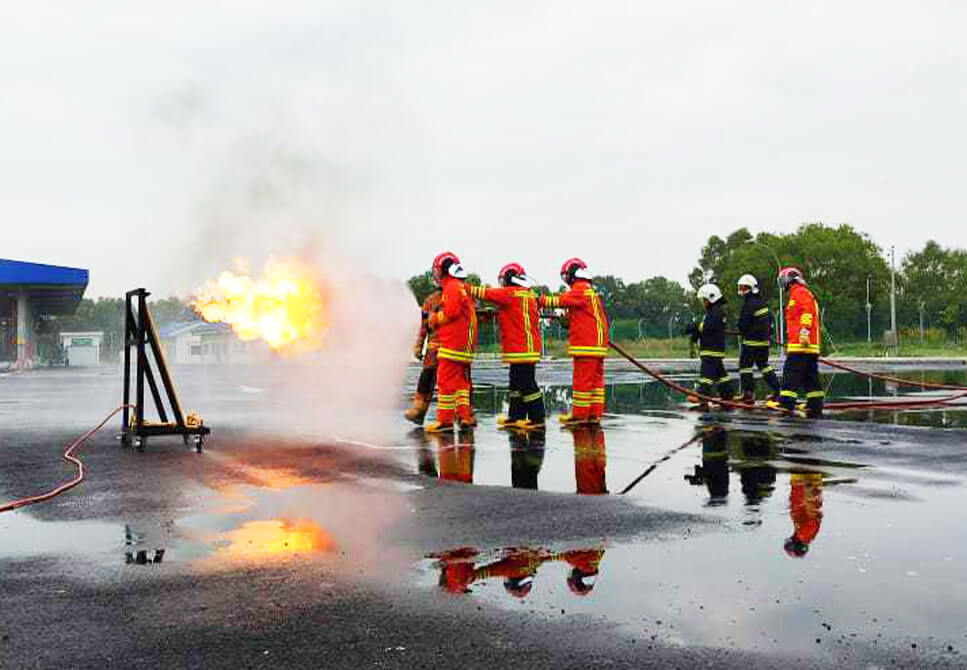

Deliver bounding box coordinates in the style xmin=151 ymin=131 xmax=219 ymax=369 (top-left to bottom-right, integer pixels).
xmin=120 ymin=288 xmax=210 ymax=452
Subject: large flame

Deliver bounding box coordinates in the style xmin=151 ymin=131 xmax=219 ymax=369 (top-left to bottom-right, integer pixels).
xmin=191 ymin=257 xmax=327 ymax=352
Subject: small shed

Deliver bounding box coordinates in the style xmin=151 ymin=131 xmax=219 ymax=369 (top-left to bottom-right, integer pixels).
xmin=60 ymin=331 xmax=103 ymax=367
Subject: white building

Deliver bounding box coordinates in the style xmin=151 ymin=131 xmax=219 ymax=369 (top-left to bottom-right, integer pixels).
xmin=159 ymin=321 xmax=270 ymax=365
xmin=60 ymin=331 xmax=103 ymax=367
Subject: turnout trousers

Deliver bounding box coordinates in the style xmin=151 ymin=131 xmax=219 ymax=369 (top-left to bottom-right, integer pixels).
xmin=697 ymin=356 xmax=735 ymax=401
xmin=738 ymin=344 xmax=780 ymax=396
xmin=572 ymin=357 xmax=605 ymax=420
xmin=435 ymin=359 xmax=473 ymax=424
xmin=779 ymin=353 xmax=824 ymax=418
xmin=507 ymin=363 xmax=546 ymax=423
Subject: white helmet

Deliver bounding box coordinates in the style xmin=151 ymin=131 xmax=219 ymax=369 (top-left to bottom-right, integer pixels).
xmin=697 ymin=283 xmax=723 ymax=304
xmin=737 ymin=274 xmax=759 ymax=294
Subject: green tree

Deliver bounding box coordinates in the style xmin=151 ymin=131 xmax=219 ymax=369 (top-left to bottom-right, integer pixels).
xmin=690 ymin=223 xmax=891 ymax=339
xmin=899 ymin=241 xmax=967 ymax=335
xmin=407 ymin=271 xmax=436 ymax=305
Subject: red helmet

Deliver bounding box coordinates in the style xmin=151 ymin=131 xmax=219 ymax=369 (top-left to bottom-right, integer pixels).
xmin=503 ymin=575 xmax=534 ymax=599
xmin=560 ymin=257 xmax=590 ymax=285
xmin=566 ymin=567 xmax=598 ymax=596
xmin=498 ymin=262 xmax=527 ymax=287
xmin=778 ymin=266 xmax=804 ymax=288
xmin=432 ymin=251 xmax=465 ymax=285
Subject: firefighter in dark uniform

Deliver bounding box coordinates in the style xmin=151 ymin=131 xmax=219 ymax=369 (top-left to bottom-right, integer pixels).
xmin=685 ymin=283 xmax=735 ymax=408
xmin=735 ymin=274 xmax=781 ymax=403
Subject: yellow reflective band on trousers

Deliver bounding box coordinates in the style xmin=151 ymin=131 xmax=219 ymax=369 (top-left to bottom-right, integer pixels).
xmin=753 ymin=308 xmax=769 ymax=317
xmin=806 ymin=391 xmax=825 ymax=399
xmin=438 ymin=347 xmax=475 ymax=362
xmin=742 ymin=340 xmax=770 ymax=347
xmin=569 ymin=346 xmax=607 ymax=357
xmin=522 ymin=391 xmax=543 ymax=403
xmin=739 ymin=367 xmax=755 ymax=374
xmin=780 ymin=390 xmax=798 ymax=398
xmin=699 ymin=350 xmax=725 ymax=358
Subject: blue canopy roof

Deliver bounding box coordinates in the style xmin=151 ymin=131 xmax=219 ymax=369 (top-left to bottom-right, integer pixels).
xmin=0 ymin=258 xmax=89 ymax=315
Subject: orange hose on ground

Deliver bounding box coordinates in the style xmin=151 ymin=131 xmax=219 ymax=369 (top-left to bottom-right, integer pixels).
xmin=0 ymin=405 xmax=129 ymax=514
xmin=820 ymin=357 xmax=967 ymax=391
xmin=610 ymin=343 xmax=967 ymax=414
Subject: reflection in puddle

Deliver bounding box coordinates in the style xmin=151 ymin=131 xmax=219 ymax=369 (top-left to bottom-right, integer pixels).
xmin=219 ymin=519 xmax=335 ymax=560
xmin=427 ymin=546 xmax=605 ymax=598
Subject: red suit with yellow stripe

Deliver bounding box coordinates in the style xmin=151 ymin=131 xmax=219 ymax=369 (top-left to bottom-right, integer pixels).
xmin=779 ymin=281 xmax=824 ymax=417
xmin=468 ymin=284 xmax=545 ymax=424
xmin=540 ymin=279 xmax=609 ymax=419
xmin=467 ymin=285 xmax=541 ymax=364
xmin=429 ymin=275 xmax=478 ymax=424
xmin=785 ymin=283 xmax=821 ymax=354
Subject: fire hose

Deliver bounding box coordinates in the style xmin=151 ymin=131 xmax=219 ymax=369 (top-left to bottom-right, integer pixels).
xmin=0 ymin=405 xmax=129 ymax=514
xmin=608 ymin=342 xmax=967 ymax=414
xmin=819 ymin=357 xmax=967 ymax=391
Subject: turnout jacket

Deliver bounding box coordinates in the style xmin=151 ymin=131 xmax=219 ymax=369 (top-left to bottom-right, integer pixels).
xmin=688 ymin=300 xmax=727 ymax=357
xmin=539 ymin=280 xmax=609 ymax=358
xmin=785 ymin=282 xmax=821 ymax=355
xmin=429 ymin=276 xmax=478 ymax=364
xmin=467 ymin=285 xmax=541 ymax=364
xmin=414 ymin=290 xmax=443 ymax=363
xmin=737 ymin=293 xmax=773 ymax=347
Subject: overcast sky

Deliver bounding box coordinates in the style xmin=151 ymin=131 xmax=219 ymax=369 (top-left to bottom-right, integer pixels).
xmin=2 ymin=1 xmax=966 ymax=297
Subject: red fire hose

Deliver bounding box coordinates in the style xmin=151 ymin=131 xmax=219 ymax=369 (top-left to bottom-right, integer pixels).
xmin=609 ymin=342 xmax=967 ymax=415
xmin=820 ymin=357 xmax=967 ymax=391
xmin=0 ymin=405 xmax=129 ymax=514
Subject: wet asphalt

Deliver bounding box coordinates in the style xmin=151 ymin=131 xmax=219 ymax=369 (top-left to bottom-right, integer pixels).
xmin=2 ymin=367 xmax=967 ymax=669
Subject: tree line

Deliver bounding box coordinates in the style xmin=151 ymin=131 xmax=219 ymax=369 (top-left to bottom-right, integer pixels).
xmin=408 ymin=223 xmax=967 ymax=342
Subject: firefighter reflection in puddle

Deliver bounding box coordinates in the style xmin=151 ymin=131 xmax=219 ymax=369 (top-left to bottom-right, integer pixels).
xmin=684 ymin=426 xmax=729 ymax=505
xmin=784 ymin=471 xmax=824 ymax=558
xmin=572 ymin=425 xmax=608 ymax=495
xmin=508 ymin=428 xmax=546 ymax=490
xmin=430 ymin=546 xmax=606 ymax=597
xmin=417 ymin=428 xmax=476 ymax=483
xmin=124 ymin=524 xmax=165 ymax=565
xmin=735 ymin=432 xmax=778 ymax=506
xmin=684 ymin=428 xmax=779 ymax=509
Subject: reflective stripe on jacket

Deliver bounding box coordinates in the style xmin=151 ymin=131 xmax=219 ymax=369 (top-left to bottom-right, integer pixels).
xmin=737 ymin=293 xmax=773 ymax=347
xmin=785 ymin=283 xmax=821 ymax=354
xmin=539 ymin=280 xmax=609 ymax=358
xmin=467 ymin=285 xmax=541 ymax=364
xmin=431 ymin=276 xmax=478 ymax=363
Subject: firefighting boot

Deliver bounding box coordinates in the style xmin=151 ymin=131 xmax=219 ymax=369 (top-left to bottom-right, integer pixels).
xmin=458 ymin=410 xmax=477 ymax=429
xmin=424 ymin=420 xmax=454 ymax=433
xmin=404 ymin=393 xmax=431 ymax=425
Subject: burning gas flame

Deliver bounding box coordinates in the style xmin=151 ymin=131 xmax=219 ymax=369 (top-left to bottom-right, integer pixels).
xmin=191 ymin=257 xmax=327 ymax=352
xmin=222 ymin=519 xmax=336 ymax=559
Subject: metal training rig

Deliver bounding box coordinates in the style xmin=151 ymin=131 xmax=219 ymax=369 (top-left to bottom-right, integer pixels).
xmin=120 ymin=288 xmax=211 ymax=452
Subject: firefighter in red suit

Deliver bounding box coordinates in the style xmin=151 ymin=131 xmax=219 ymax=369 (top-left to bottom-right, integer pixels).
xmin=784 ymin=472 xmax=824 ymax=558
xmin=539 ymin=258 xmax=609 ymax=424
xmin=425 ymin=252 xmax=478 ymax=432
xmin=468 ymin=262 xmax=545 ymax=428
xmin=775 ymin=267 xmax=824 ymax=418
